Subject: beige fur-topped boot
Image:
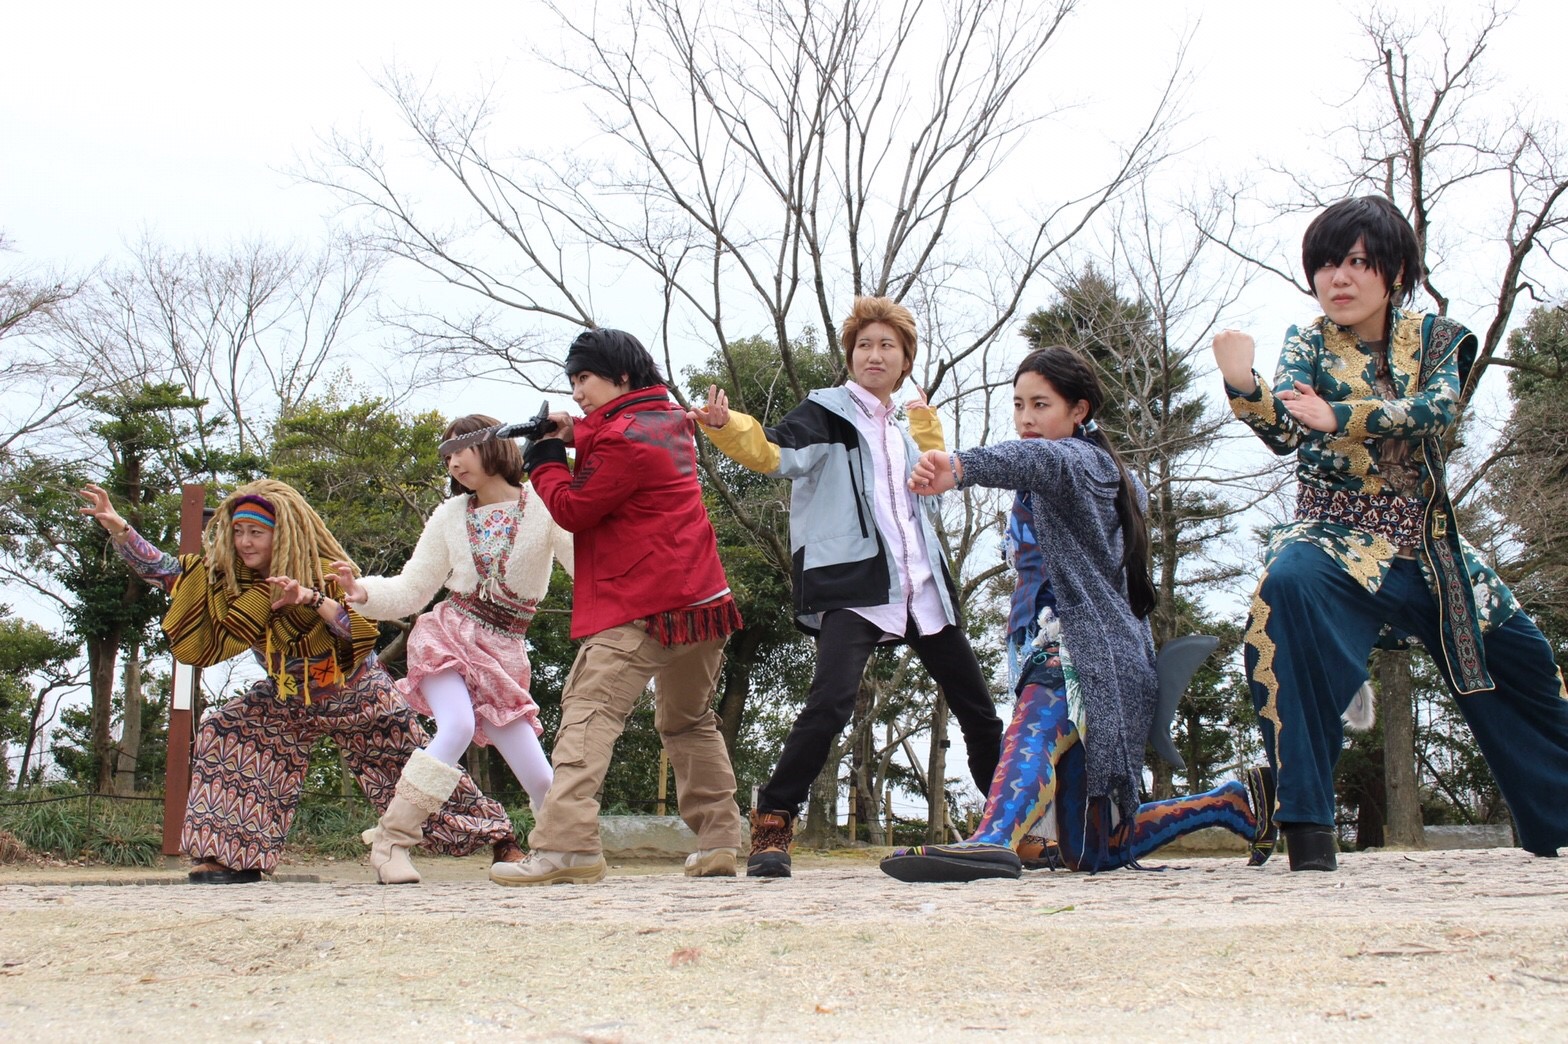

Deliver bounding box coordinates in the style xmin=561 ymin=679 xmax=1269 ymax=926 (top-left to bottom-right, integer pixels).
xmin=362 ymin=748 xmax=461 ymax=885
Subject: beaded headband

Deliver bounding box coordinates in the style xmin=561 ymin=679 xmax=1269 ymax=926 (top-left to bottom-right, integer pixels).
xmin=438 ymin=424 xmax=500 ymax=459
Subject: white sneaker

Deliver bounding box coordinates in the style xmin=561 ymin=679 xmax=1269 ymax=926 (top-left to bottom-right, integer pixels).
xmin=684 ymin=847 xmax=738 ymax=878
xmin=489 ymin=849 xmax=608 ymax=886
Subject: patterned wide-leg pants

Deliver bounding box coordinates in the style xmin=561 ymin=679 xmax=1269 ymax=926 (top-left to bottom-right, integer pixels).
xmin=182 ymin=661 xmax=514 ymax=872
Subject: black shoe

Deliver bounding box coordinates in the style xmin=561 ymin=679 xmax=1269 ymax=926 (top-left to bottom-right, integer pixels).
xmin=189 ymin=866 xmax=263 ymax=884
xmin=1282 ymin=824 xmax=1338 ymax=872
xmin=880 ymin=843 xmax=1022 ymax=883
xmin=746 ymin=809 xmax=795 ymax=878
xmin=746 ymin=849 xmax=793 ymax=878
xmin=1244 ymin=765 xmax=1278 ymax=867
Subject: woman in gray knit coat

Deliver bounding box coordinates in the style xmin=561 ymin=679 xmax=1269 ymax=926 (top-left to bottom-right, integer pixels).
xmin=881 ymin=346 xmax=1275 ymax=881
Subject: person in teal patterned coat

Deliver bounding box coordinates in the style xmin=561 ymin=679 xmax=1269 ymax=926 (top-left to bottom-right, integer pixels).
xmin=1213 ymin=195 xmax=1568 ymax=870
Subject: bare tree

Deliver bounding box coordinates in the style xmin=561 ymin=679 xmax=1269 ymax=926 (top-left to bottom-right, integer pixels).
xmin=52 ymin=237 xmax=386 ymax=456
xmin=1 ymin=235 xmax=89 ymax=455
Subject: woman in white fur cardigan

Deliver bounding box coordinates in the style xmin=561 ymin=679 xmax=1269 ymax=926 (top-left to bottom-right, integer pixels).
xmin=332 ymin=414 xmax=574 ymax=883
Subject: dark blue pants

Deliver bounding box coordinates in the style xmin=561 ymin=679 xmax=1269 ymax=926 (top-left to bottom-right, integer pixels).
xmin=1245 ymin=541 xmax=1568 ymax=855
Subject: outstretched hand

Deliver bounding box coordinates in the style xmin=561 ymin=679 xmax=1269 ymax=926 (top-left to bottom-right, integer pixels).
xmin=1277 ymin=380 xmax=1337 ymax=432
xmin=909 ymin=449 xmax=956 ymax=495
xmin=329 ymin=561 xmax=366 ymax=605
xmin=904 ymin=383 xmax=931 ymax=413
xmin=686 ymin=384 xmax=731 ymax=429
xmin=267 ymin=575 xmax=319 ymax=611
xmin=77 ymin=483 xmax=128 ymax=535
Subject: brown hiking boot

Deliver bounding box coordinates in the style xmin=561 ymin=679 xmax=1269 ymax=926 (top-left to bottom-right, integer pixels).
xmin=747 ymin=809 xmax=794 ymax=878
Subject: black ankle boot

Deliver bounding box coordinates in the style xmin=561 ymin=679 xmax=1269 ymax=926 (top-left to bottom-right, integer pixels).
xmin=1282 ymin=824 xmax=1338 ymax=871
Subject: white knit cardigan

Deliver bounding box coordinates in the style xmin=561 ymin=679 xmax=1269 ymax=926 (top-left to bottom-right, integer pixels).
xmin=355 ymin=492 xmax=574 ymax=621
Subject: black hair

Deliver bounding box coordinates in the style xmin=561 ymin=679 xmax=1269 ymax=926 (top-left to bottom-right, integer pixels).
xmin=1014 ymin=346 xmax=1156 ymax=619
xmin=1301 ymin=196 xmax=1422 ymax=305
xmin=563 ymin=328 xmax=666 ymax=390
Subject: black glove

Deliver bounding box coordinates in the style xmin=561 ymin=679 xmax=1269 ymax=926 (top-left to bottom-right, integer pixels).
xmin=523 ymin=438 xmax=569 ymax=473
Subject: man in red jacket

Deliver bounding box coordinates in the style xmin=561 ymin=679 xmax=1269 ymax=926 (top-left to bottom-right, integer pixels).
xmin=490 ymin=328 xmax=746 ymax=885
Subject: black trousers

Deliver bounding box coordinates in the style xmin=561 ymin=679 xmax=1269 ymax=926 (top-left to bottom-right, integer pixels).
xmin=755 ymin=609 xmax=1003 ymax=814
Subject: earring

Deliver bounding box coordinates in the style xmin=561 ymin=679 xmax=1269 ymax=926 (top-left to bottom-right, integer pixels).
xmin=1392 ymin=280 xmax=1403 ymax=295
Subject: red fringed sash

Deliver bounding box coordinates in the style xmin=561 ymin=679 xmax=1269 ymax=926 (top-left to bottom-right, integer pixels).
xmin=643 ymin=596 xmax=744 ymax=647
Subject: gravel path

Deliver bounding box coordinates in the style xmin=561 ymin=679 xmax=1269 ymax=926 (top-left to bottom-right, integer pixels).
xmin=2 ymin=848 xmax=1565 ymax=1041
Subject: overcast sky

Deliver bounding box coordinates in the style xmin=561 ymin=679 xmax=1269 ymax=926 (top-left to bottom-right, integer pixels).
xmin=6 ymin=0 xmax=1564 ymax=296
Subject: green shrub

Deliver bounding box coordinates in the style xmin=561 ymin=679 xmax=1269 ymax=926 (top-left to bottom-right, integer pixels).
xmin=286 ymin=795 xmax=377 ymax=859
xmin=84 ymin=804 xmax=161 ymax=867
xmin=3 ymin=798 xmax=88 ymax=857
xmin=0 ymin=790 xmax=163 ymax=866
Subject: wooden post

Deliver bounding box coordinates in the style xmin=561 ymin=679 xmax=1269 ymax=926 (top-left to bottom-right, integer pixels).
xmin=656 ymin=749 xmax=669 ymax=816
xmin=160 ymin=484 xmax=205 ymax=856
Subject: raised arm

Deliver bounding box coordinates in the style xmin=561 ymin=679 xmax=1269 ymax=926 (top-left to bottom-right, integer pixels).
xmin=77 ymin=483 xmax=181 ymax=592
xmin=690 ymin=385 xmax=787 ymax=476
xmin=905 ymin=384 xmax=946 ymax=453
xmin=1216 ymin=328 xmax=1313 ymax=456
xmin=347 ymin=498 xmax=460 ymax=619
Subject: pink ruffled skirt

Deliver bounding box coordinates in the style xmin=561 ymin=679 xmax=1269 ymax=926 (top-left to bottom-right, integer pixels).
xmin=399 ymin=600 xmax=542 ymax=743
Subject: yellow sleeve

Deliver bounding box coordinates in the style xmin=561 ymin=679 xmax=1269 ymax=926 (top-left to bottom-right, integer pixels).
xmin=698 ymin=410 xmax=782 ymax=475
xmin=908 ymin=407 xmax=946 ymax=452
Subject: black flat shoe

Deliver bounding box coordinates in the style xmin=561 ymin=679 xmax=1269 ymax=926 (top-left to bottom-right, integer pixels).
xmin=880 ymin=843 xmax=1022 ymax=883
xmin=188 ymin=867 xmax=263 ymax=884
xmin=1282 ymin=824 xmax=1338 ymax=872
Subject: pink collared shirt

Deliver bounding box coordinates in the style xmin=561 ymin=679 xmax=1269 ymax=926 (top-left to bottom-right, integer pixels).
xmin=843 ymin=381 xmax=950 ymax=640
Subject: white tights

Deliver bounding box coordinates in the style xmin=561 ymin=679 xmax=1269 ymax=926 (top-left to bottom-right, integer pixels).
xmin=419 ymin=669 xmax=552 ymax=805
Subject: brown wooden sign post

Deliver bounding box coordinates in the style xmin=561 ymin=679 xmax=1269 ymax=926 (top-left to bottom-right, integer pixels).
xmin=160 ymin=484 xmax=205 ymax=856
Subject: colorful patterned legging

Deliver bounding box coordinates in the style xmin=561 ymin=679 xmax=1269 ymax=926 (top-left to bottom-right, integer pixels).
xmin=182 ymin=661 xmax=513 ymax=872
xmin=969 ymin=644 xmax=1254 ymax=872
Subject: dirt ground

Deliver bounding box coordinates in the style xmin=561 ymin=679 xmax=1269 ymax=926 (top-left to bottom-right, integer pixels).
xmin=2 ymin=846 xmax=1565 ymax=1042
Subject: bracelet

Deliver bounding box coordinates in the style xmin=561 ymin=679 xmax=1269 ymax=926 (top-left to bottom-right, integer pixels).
xmin=949 ymin=452 xmax=962 ymax=484
xmin=308 ymin=589 xmax=325 ymax=610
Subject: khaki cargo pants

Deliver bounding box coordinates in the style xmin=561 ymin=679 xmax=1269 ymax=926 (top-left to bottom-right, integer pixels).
xmin=528 ymin=622 xmax=743 ymax=854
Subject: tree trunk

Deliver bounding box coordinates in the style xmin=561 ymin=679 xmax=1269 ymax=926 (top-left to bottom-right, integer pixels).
xmin=848 ymin=679 xmax=876 ymax=844
xmin=85 ymin=630 xmax=121 ymax=794
xmin=17 ymin=681 xmax=54 ymax=787
xmin=1149 ymin=759 xmax=1174 ymax=800
xmin=800 ymin=750 xmax=839 ymax=846
xmin=716 ymin=627 xmax=763 ymax=759
xmin=1378 ymin=651 xmax=1425 ymax=847
xmin=1355 ymin=770 xmax=1387 ymax=850
xmin=468 ymin=743 xmax=493 ymax=798
xmin=925 ymin=695 xmax=950 ymax=843
xmin=115 ymin=643 xmax=144 ymax=795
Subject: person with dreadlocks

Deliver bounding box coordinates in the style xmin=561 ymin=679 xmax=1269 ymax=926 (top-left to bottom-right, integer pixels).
xmin=330 ymin=414 xmax=573 ymax=883
xmin=78 ymin=479 xmax=518 ymax=884
xmin=877 ymin=346 xmax=1277 ymax=882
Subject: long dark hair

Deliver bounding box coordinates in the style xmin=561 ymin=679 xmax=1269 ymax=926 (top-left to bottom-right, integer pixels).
xmin=1015 ymin=346 xmax=1156 ymax=619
